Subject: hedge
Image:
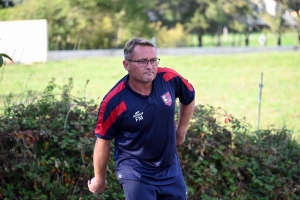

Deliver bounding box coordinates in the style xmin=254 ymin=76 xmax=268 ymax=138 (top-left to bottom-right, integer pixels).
xmin=0 ymin=78 xmax=299 ymax=200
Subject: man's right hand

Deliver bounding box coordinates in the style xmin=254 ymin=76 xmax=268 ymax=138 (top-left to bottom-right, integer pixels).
xmin=87 ymin=177 xmax=107 ymax=194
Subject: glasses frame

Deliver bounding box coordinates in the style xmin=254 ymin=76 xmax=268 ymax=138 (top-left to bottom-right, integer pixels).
xmin=127 ymin=58 xmax=160 ymax=67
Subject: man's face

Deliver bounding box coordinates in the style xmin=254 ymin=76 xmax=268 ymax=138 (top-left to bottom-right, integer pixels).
xmin=123 ymin=45 xmax=158 ymax=84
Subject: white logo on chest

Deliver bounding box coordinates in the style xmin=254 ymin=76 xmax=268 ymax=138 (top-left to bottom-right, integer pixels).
xmin=133 ymin=111 xmax=144 ymax=122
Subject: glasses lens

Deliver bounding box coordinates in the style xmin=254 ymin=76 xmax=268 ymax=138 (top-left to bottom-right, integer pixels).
xmin=150 ymin=58 xmax=159 ymax=66
xmin=138 ymin=60 xmax=148 ymax=67
xmin=137 ymin=58 xmax=160 ymax=67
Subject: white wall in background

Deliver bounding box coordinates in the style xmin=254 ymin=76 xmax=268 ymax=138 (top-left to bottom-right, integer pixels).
xmin=0 ymin=19 xmax=48 ymax=64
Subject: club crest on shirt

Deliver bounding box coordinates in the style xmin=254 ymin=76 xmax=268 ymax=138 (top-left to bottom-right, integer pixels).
xmin=161 ymin=92 xmax=172 ymax=106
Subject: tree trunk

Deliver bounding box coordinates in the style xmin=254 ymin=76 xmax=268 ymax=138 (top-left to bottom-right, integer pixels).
xmin=245 ymin=33 xmax=249 ymax=47
xmin=217 ymin=33 xmax=221 ymax=46
xmin=198 ymin=34 xmax=203 ymax=47
xmin=298 ymin=27 xmax=300 ymax=45
xmin=277 ymin=33 xmax=281 ymax=46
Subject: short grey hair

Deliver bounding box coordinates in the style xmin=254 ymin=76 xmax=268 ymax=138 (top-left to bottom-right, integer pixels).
xmin=124 ymin=37 xmax=156 ymax=60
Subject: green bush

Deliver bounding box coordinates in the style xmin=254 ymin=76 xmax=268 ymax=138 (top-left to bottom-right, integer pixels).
xmin=0 ymin=79 xmax=299 ymax=199
xmin=179 ymin=105 xmax=300 ymax=199
xmin=0 ymin=78 xmax=123 ymax=200
xmin=153 ymin=22 xmax=189 ymax=47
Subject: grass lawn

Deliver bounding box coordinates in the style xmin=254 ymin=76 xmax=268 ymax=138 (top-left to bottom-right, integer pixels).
xmin=189 ymin=31 xmax=299 ymax=47
xmin=0 ymin=51 xmax=299 ymax=135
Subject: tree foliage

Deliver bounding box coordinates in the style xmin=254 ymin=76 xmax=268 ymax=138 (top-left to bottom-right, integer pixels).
xmin=282 ymin=0 xmax=300 ymax=44
xmin=0 ymin=0 xmax=298 ymax=48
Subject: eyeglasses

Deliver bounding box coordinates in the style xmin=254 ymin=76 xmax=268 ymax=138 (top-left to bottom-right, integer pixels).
xmin=127 ymin=58 xmax=160 ymax=67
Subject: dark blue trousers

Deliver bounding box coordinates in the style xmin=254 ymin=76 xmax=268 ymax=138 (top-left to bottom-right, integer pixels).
xmin=120 ymin=178 xmax=187 ymax=200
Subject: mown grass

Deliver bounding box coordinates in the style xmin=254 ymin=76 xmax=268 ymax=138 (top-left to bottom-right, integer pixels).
xmin=0 ymin=51 xmax=299 ymax=135
xmin=189 ymin=31 xmax=299 ymax=47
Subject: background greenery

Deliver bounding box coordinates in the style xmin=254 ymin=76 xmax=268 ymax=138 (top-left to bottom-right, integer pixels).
xmin=190 ymin=31 xmax=299 ymax=47
xmin=1 ymin=0 xmax=300 ymax=49
xmin=1 ymin=52 xmax=299 ymax=135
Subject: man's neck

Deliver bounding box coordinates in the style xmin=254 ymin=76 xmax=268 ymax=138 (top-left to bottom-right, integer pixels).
xmin=128 ymin=79 xmax=152 ymax=96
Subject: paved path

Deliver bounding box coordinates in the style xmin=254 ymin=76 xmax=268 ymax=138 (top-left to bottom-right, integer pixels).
xmin=47 ymin=46 xmax=299 ymax=61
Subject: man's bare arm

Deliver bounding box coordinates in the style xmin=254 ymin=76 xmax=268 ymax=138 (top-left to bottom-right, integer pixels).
xmin=176 ymin=99 xmax=195 ymax=145
xmin=88 ymin=138 xmax=110 ymax=193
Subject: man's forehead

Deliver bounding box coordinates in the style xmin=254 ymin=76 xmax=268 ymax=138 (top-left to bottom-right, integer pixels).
xmin=132 ymin=45 xmax=157 ymax=57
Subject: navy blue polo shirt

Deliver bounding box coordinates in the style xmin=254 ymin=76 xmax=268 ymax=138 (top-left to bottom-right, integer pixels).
xmin=95 ymin=67 xmax=195 ymax=185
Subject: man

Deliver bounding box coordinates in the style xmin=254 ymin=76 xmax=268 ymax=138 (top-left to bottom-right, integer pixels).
xmin=88 ymin=37 xmax=195 ymax=200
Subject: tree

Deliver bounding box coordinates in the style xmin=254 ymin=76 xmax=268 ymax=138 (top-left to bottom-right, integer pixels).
xmin=143 ymin=0 xmax=209 ymax=46
xmin=185 ymin=0 xmax=210 ymax=47
xmin=227 ymin=0 xmax=254 ymax=46
xmin=0 ymin=0 xmax=15 ymax=8
xmin=259 ymin=0 xmax=287 ymax=46
xmin=167 ymin=0 xmax=253 ymax=47
xmin=69 ymin=0 xmax=157 ymax=48
xmin=284 ymin=0 xmax=300 ymax=45
xmin=0 ymin=0 xmax=157 ymax=49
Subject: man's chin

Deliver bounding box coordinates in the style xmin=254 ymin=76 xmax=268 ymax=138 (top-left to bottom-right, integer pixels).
xmin=143 ymin=74 xmax=155 ymax=82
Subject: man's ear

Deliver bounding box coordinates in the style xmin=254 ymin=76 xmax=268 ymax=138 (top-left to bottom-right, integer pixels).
xmin=123 ymin=60 xmax=130 ymax=71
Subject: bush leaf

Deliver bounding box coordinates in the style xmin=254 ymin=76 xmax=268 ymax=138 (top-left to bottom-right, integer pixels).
xmin=0 ymin=53 xmax=13 ymax=67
